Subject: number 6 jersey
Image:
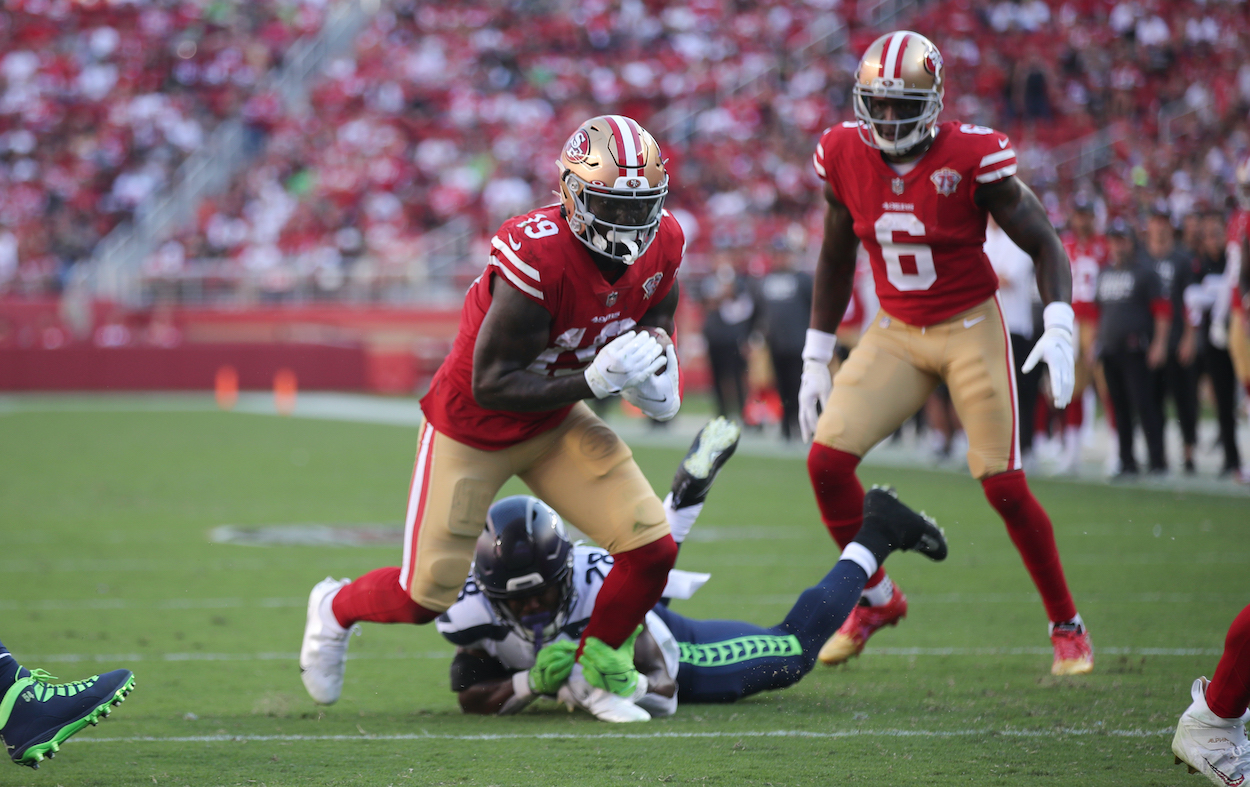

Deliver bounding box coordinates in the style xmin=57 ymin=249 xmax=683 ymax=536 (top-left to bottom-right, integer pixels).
xmin=813 ymin=120 xmax=1017 ymax=327
xmin=419 ymin=204 xmax=684 ymax=450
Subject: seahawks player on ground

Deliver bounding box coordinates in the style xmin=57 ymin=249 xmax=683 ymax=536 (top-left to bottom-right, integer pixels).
xmin=436 ymin=418 xmax=949 ymax=722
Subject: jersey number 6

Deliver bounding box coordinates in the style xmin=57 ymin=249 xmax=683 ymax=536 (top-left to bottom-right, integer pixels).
xmin=875 ymin=212 xmax=936 ymax=292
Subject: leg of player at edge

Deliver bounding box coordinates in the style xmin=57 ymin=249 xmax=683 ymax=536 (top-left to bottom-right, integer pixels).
xmin=808 ymin=444 xmax=1091 ymax=676
xmin=653 ymin=487 xmax=948 ymax=703
xmin=1172 ymin=604 xmax=1250 ymax=785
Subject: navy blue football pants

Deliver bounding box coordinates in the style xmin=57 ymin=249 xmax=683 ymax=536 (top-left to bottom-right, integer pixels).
xmin=652 ymin=560 xmax=868 ymax=703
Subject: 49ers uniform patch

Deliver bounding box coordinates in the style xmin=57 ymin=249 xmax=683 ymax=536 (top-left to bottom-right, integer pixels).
xmin=419 ymin=205 xmax=684 ymax=451
xmin=813 ymin=120 xmax=1017 ymax=326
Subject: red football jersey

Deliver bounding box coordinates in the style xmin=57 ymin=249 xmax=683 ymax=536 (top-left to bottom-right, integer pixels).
xmin=419 ymin=205 xmax=684 ymax=451
xmin=1228 ymin=209 xmax=1249 ymax=313
xmin=814 ymin=120 xmax=1016 ymax=326
xmin=1061 ymin=234 xmax=1109 ymax=321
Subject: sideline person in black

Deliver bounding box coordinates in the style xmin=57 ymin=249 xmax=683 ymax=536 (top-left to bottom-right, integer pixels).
xmin=1095 ymin=219 xmax=1172 ymax=476
xmin=754 ymin=253 xmax=814 ymax=441
xmin=1191 ymin=212 xmax=1243 ymax=476
xmin=1140 ymin=210 xmax=1199 ymax=472
xmin=700 ymin=267 xmax=754 ymax=422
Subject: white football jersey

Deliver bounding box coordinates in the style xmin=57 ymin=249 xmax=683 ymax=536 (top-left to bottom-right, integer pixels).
xmin=436 ymin=545 xmax=680 ymax=679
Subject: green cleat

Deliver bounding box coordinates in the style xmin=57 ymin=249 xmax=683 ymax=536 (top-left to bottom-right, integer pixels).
xmin=578 ymin=627 xmax=643 ymax=698
xmin=0 ymin=667 xmax=136 ymax=768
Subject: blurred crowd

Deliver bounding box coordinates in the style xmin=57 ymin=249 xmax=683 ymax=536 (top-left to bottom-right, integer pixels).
xmin=0 ymin=0 xmax=330 ymax=296
xmin=3 ymin=0 xmax=1250 ymax=301
xmin=130 ymin=0 xmax=1250 ymax=305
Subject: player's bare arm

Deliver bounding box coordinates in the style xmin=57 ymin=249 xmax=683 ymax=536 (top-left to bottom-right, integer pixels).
xmin=453 ymin=648 xmax=516 ymax=715
xmin=976 ymin=176 xmax=1071 ymax=305
xmin=635 ymin=280 xmax=679 ymax=335
xmin=632 ymin=627 xmax=676 ymax=699
xmin=809 ymin=183 xmax=859 ymax=335
xmin=981 ymin=176 xmax=1078 ymax=407
xmin=472 ymin=279 xmax=595 ymax=412
xmin=798 ymin=182 xmax=858 ymax=442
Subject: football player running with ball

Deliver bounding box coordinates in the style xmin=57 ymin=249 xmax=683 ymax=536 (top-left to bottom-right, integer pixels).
xmin=799 ymin=31 xmax=1093 ymax=676
xmin=437 ymin=419 xmax=948 ymax=722
xmin=300 ymin=116 xmax=686 ymax=719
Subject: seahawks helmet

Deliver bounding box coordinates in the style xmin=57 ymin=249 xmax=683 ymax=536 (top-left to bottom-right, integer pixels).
xmin=473 ymin=496 xmax=575 ymax=649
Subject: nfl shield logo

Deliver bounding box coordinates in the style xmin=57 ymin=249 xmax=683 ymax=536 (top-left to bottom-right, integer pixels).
xmin=604 ymin=291 xmax=619 ymax=307
xmin=930 ymin=168 xmax=962 ymax=197
xmin=891 ymin=178 xmax=905 ymax=195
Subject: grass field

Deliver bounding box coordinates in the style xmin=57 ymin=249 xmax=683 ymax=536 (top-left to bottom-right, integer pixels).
xmin=1 ymin=399 xmax=1247 ymax=786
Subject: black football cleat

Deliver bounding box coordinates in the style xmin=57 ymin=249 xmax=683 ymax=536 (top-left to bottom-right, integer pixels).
xmin=861 ymin=486 xmax=948 ymax=561
xmin=1 ymin=666 xmax=135 ymax=768
xmin=669 ymin=417 xmax=741 ymax=509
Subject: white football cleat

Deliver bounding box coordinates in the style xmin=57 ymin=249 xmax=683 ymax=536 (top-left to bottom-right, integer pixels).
xmin=1172 ymin=677 xmax=1250 ymax=786
xmin=557 ymin=664 xmax=650 ymax=723
xmin=299 ymin=577 xmax=356 ymax=705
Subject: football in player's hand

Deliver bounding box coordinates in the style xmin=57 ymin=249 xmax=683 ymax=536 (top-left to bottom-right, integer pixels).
xmin=639 ymin=327 xmax=673 ymax=374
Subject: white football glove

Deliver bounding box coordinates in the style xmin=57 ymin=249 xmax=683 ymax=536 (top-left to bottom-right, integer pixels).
xmin=1022 ymin=302 xmax=1076 ymax=408
xmin=798 ymin=329 xmax=837 ymax=444
xmin=584 ymin=331 xmax=665 ymax=399
xmin=622 ymin=343 xmax=681 ymax=421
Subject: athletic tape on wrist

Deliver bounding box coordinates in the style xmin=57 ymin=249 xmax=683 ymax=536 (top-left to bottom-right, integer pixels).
xmin=802 ymin=329 xmax=838 ymax=363
xmin=1042 ymin=302 xmax=1075 ymax=334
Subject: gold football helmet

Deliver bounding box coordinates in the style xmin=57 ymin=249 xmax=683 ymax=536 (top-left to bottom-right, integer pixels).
xmin=557 ymin=115 xmax=668 ymax=265
xmin=852 ymin=31 xmax=945 ymax=157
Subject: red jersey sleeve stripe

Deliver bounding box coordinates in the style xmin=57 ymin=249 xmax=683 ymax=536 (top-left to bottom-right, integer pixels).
xmin=490 ymin=236 xmax=542 ymax=282
xmin=979 ymin=149 xmax=1016 ymax=168
xmin=975 ymin=163 xmax=1018 ymax=183
xmin=489 ymin=258 xmax=544 ymax=301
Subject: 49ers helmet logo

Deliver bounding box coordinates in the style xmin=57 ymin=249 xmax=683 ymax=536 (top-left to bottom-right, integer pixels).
xmin=564 ymin=130 xmax=591 ymax=164
xmin=924 ymin=48 xmax=943 ymax=76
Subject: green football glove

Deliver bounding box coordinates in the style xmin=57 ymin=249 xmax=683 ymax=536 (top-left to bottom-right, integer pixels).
xmin=578 ymin=625 xmax=643 ymax=698
xmin=528 ymin=640 xmax=577 ymax=695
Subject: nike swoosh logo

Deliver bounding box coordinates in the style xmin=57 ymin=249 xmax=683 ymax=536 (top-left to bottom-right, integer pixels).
xmin=963 ymin=316 xmax=986 ymax=328
xmin=508 ymin=234 xmax=521 ymax=251
xmin=998 ymin=138 xmax=1009 ymax=149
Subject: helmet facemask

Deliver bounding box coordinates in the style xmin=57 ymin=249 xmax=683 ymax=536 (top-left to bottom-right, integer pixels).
xmin=484 ymin=569 xmax=575 ymax=655
xmin=561 ymin=168 xmax=667 ymax=265
xmin=853 ymin=85 xmax=942 ymax=157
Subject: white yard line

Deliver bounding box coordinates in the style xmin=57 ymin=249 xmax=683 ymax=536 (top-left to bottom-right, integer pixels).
xmin=19 ymin=646 xmax=1219 ymax=664
xmin=74 ymin=727 xmax=1173 ymax=744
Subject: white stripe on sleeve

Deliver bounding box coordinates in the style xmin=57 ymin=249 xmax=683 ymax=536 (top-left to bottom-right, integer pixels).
xmin=975 ymin=164 xmax=1018 ymax=183
xmin=489 ymin=258 xmax=544 ymax=300
xmin=490 ymin=236 xmax=542 ymax=282
xmin=979 ymin=149 xmax=1016 ymax=167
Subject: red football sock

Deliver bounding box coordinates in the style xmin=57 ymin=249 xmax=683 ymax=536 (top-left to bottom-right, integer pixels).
xmin=1033 ymin=395 xmax=1051 ymax=438
xmin=982 ymin=470 xmax=1077 ymax=623
xmin=579 ymin=535 xmax=678 ymax=651
xmin=807 ymin=443 xmax=885 ymax=588
xmin=330 ymin=567 xmax=439 ymax=627
xmin=1064 ymin=396 xmax=1083 ymax=429
xmin=1207 ymin=604 xmax=1250 ymax=719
